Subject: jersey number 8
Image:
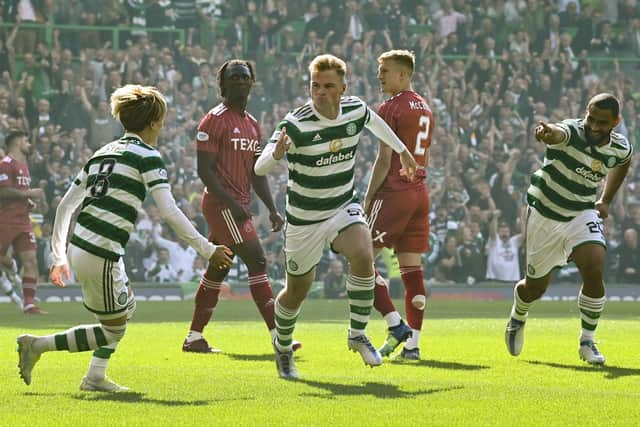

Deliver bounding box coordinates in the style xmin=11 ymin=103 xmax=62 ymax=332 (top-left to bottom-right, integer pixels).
xmin=90 ymin=158 xmax=116 ymax=198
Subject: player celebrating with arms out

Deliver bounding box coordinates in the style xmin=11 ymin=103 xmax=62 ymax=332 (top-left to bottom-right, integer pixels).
xmin=183 ymin=59 xmax=294 ymax=353
xmin=365 ymin=50 xmax=434 ymax=361
xmin=17 ymin=85 xmax=232 ymax=392
xmin=255 ymin=54 xmax=418 ymax=379
xmin=505 ymin=93 xmax=633 ymax=365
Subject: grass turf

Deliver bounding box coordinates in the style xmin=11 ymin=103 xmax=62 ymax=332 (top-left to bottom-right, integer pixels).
xmin=1 ymin=299 xmax=639 ymax=426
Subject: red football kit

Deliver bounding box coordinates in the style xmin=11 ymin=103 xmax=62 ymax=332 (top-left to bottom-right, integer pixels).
xmin=196 ymin=103 xmax=261 ymax=246
xmin=368 ymin=91 xmax=434 ymax=253
xmin=0 ymin=155 xmax=36 ymax=255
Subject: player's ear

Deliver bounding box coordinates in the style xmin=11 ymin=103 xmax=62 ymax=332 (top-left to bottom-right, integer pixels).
xmin=341 ymin=83 xmax=346 ymax=95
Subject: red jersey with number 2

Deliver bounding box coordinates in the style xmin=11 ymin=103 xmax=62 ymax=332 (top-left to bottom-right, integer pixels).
xmin=377 ymin=91 xmax=433 ymax=192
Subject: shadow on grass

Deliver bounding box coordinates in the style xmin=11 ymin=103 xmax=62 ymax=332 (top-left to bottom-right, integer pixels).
xmin=224 ymin=352 xmax=275 ymax=362
xmin=298 ymin=379 xmax=463 ymax=399
xmin=525 ymin=360 xmax=640 ymax=379
xmin=71 ymin=391 xmax=253 ymax=406
xmin=389 ymin=359 xmax=489 ymax=371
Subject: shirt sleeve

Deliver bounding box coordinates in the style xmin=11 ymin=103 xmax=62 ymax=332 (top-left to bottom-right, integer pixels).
xmin=150 ymin=186 xmax=218 ymax=259
xmin=50 ymin=174 xmax=89 ymax=266
xmin=196 ymin=114 xmax=223 ymax=153
xmin=139 ymin=152 xmax=170 ymax=191
xmin=0 ymin=161 xmax=13 ymax=188
xmin=365 ymin=108 xmax=406 ymax=154
xmin=255 ymin=121 xmax=288 ymax=175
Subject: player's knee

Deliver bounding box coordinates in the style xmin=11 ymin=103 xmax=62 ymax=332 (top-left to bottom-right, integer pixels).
xmin=102 ymin=324 xmax=127 ymax=343
xmin=248 ymin=256 xmax=267 ymax=273
xmin=411 ymin=294 xmax=426 ymax=311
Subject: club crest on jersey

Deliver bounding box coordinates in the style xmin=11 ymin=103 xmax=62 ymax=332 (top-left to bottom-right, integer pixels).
xmin=329 ymin=139 xmax=343 ymax=153
xmin=117 ymin=291 xmax=128 ymax=306
xmin=158 ymin=169 xmax=167 ymax=178
xmin=197 ymin=131 xmax=209 ymax=141
xmin=346 ymin=122 xmax=357 ymax=136
xmin=591 ymin=159 xmax=602 ymax=172
xmin=288 ymin=259 xmax=298 ymax=271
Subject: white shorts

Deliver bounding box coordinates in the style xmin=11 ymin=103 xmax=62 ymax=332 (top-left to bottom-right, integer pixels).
xmin=526 ymin=207 xmax=606 ymax=279
xmin=69 ymin=244 xmax=132 ymax=320
xmin=284 ymin=202 xmax=367 ymax=276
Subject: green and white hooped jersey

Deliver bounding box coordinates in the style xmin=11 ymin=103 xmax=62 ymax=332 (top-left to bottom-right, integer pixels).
xmin=269 ymin=96 xmax=372 ymax=225
xmin=527 ymin=118 xmax=633 ymax=221
xmin=71 ymin=134 xmax=170 ymax=260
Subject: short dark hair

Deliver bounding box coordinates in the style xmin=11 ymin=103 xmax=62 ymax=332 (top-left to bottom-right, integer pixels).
xmin=5 ymin=129 xmax=28 ymax=148
xmin=587 ymin=93 xmax=620 ymax=118
xmin=216 ymin=59 xmax=255 ymax=98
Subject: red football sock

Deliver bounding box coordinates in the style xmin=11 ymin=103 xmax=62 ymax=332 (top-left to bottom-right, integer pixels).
xmin=22 ymin=277 xmax=37 ymax=306
xmin=373 ymin=270 xmax=396 ymax=316
xmin=249 ymin=273 xmax=276 ymax=330
xmin=401 ymin=267 xmax=425 ymax=330
xmin=189 ymin=274 xmax=222 ymax=333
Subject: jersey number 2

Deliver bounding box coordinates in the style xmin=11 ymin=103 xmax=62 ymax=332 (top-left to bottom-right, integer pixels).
xmin=90 ymin=158 xmax=116 ymax=198
xmin=414 ymin=115 xmax=430 ymax=156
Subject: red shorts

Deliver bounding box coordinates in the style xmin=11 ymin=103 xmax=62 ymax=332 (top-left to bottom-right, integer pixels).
xmin=0 ymin=225 xmax=37 ymax=256
xmin=202 ymin=202 xmax=258 ymax=247
xmin=367 ymin=186 xmax=430 ymax=253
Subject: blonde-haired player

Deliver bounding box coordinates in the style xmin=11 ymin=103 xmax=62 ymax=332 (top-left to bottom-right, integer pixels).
xmin=16 ymin=85 xmax=232 ymax=391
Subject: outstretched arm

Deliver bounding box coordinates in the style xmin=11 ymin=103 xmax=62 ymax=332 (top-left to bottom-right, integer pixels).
xmin=366 ymin=110 xmax=417 ymax=180
xmin=151 ymin=187 xmax=232 ymax=268
xmin=534 ymin=122 xmax=567 ymax=145
xmin=255 ymin=127 xmax=290 ymax=176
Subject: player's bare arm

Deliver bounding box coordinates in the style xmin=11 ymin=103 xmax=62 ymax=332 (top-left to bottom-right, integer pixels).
xmin=534 ymin=122 xmax=565 ymax=145
xmin=0 ymin=187 xmax=45 ymax=201
xmin=596 ymin=160 xmax=632 ymax=219
xmin=363 ymin=144 xmax=393 ymax=213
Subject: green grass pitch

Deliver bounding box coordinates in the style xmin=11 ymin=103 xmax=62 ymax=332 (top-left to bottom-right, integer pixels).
xmin=1 ymin=299 xmax=639 ymax=426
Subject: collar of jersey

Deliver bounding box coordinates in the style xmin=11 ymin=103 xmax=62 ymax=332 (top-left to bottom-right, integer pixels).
xmin=121 ymin=132 xmax=148 ymax=146
xmin=310 ymin=100 xmax=342 ymax=122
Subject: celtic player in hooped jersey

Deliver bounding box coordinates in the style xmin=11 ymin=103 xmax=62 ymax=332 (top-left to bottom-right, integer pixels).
xmin=255 ymin=54 xmax=418 ymax=379
xmin=505 ymin=93 xmax=633 ymax=365
xmin=16 ymin=85 xmax=233 ymax=392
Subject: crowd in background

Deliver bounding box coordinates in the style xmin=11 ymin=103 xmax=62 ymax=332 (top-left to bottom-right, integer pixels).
xmin=1 ymin=0 xmax=640 ymax=296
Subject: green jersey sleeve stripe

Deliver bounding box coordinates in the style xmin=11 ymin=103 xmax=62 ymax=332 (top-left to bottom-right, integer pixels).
xmin=76 ymin=212 xmax=129 ymax=246
xmin=147 ymin=179 xmax=170 ymax=188
xmin=289 ymin=168 xmax=354 ymax=189
xmin=140 ymin=156 xmax=167 ymax=173
xmin=530 ymin=175 xmax=595 ymax=211
xmin=288 ymin=188 xmax=354 ymax=211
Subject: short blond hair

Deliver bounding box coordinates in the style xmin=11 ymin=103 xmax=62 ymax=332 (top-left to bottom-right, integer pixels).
xmin=377 ymin=50 xmax=415 ymax=75
xmin=308 ymin=54 xmax=347 ymax=79
xmin=110 ymin=84 xmax=167 ymax=132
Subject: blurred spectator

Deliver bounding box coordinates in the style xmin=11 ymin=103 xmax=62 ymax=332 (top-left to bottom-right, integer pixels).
xmin=323 ymin=258 xmax=347 ymax=299
xmin=616 ymin=228 xmax=640 ymax=283
xmin=146 ymin=248 xmax=180 ymax=283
